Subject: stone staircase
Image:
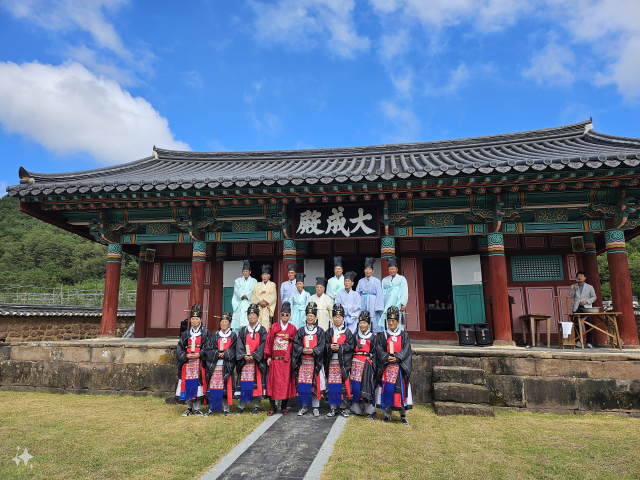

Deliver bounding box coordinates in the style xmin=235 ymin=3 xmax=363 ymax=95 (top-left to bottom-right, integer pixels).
xmin=431 ymin=366 xmax=495 ymax=417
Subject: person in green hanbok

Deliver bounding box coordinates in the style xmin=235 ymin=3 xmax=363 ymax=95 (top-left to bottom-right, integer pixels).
xmin=287 ymin=273 xmax=311 ymax=329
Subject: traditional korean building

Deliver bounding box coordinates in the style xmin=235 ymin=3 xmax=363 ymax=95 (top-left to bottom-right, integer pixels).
xmin=7 ymin=120 xmax=640 ymax=347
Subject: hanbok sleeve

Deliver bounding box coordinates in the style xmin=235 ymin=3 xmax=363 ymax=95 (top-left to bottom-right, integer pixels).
xmin=397 ymin=332 xmax=412 ymax=383
xmin=253 ymin=326 xmax=267 ymax=362
xmin=235 ymin=327 xmax=247 ymax=362
xmin=291 ymin=327 xmax=305 ymax=374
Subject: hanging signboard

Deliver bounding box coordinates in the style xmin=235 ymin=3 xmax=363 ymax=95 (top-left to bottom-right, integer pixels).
xmin=292 ymin=204 xmax=379 ymax=240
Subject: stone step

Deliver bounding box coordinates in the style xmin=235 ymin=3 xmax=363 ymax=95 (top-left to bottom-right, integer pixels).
xmin=433 ymin=401 xmax=495 ymax=417
xmin=432 ymin=383 xmax=490 ymax=404
xmin=432 ymin=366 xmax=485 ymax=385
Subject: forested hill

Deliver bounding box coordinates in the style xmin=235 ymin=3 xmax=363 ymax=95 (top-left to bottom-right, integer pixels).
xmin=0 ymin=196 xmax=137 ymax=289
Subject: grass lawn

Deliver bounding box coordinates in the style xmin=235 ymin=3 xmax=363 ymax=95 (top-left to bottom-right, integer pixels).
xmin=322 ymin=406 xmax=640 ymax=480
xmin=0 ymin=391 xmax=266 ymax=479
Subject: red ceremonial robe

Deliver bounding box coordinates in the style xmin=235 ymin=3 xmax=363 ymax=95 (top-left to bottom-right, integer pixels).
xmin=264 ymin=321 xmax=297 ymax=400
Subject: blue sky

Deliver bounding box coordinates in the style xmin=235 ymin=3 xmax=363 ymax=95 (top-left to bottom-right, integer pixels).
xmin=1 ymin=0 xmax=640 ymax=194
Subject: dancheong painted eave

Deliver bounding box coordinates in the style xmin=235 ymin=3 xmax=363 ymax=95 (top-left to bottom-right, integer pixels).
xmin=8 ymin=119 xmax=640 ymax=197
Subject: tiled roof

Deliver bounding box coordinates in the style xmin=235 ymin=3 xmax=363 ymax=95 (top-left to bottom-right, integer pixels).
xmin=0 ymin=304 xmax=136 ymax=317
xmin=8 ymin=120 xmax=640 ymax=197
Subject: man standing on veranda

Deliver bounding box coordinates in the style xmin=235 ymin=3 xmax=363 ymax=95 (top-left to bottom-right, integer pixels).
xmin=311 ymin=277 xmax=333 ymax=331
xmin=232 ymin=260 xmax=257 ymax=334
xmin=280 ymin=262 xmax=298 ymax=304
xmin=356 ymin=257 xmax=384 ymax=334
xmin=327 ymin=256 xmax=345 ymax=300
xmin=250 ymin=264 xmax=277 ymax=329
xmin=569 ymin=270 xmax=598 ymax=348
xmin=380 ymin=257 xmax=409 ymax=332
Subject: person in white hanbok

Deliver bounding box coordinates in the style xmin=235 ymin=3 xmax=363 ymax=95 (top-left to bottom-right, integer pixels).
xmin=334 ymin=271 xmax=361 ymax=333
xmin=380 ymin=257 xmax=409 ymax=331
xmin=280 ymin=262 xmax=298 ymax=304
xmin=232 ymin=260 xmax=257 ymax=334
xmin=311 ymin=277 xmax=333 ymax=331
xmin=356 ymin=257 xmax=384 ymax=334
xmin=326 ymin=256 xmax=345 ymax=300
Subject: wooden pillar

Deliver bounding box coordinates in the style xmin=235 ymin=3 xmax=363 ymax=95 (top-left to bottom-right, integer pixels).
xmin=605 ymin=229 xmax=640 ymax=347
xmin=380 ymin=235 xmax=395 ymax=275
xmin=582 ymin=233 xmax=606 ymax=345
xmin=479 ymin=251 xmax=493 ymax=333
xmin=479 ymin=233 xmax=513 ymax=344
xmin=282 ymin=239 xmax=298 ymax=284
xmin=133 ymin=245 xmax=149 ymax=338
xmin=189 ymin=241 xmax=206 ymax=308
xmin=100 ymin=243 xmax=122 ymax=336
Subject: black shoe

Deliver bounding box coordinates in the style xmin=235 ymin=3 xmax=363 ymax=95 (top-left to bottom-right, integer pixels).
xmin=182 ymin=409 xmax=193 ymax=417
xmin=237 ymin=408 xmax=245 ymax=415
xmin=192 ymin=409 xmax=204 ymax=416
xmin=252 ymin=407 xmax=259 ymax=415
xmin=204 ymin=411 xmax=213 ymax=417
xmin=326 ymin=409 xmax=337 ymax=417
xmin=366 ymin=413 xmax=375 ymax=420
xmin=382 ymin=416 xmax=391 ymax=423
xmin=340 ymin=409 xmax=350 ymax=418
xmin=401 ymin=416 xmax=410 ymax=426
xmin=224 ymin=411 xmax=230 ymax=417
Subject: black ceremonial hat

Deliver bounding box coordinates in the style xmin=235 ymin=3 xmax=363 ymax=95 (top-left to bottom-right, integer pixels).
xmin=332 ymin=303 xmax=345 ymax=317
xmin=358 ymin=310 xmax=371 ymax=324
xmin=287 ymin=262 xmax=298 ymax=272
xmin=221 ymin=310 xmax=233 ymax=322
xmin=242 ymin=259 xmax=251 ymax=271
xmin=387 ymin=256 xmax=398 ymax=268
xmin=189 ymin=304 xmax=203 ymax=318
xmin=344 ymin=271 xmax=357 ymax=282
xmin=281 ymin=301 xmax=292 ymax=314
xmin=386 ymin=306 xmax=400 ymax=321
xmin=316 ymin=276 xmax=327 ymax=288
xmin=364 ymin=257 xmax=375 ymax=269
xmin=334 ymin=256 xmax=343 ymax=268
xmin=295 ymin=272 xmax=306 ymax=283
xmin=261 ymin=264 xmax=272 ymax=274
xmin=305 ymin=302 xmax=318 ymax=316
xmin=246 ymin=304 xmax=260 ymax=316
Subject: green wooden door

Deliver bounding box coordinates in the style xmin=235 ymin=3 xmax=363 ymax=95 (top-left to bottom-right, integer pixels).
xmin=452 ymin=284 xmax=486 ymax=329
xmin=223 ymin=287 xmax=234 ymax=314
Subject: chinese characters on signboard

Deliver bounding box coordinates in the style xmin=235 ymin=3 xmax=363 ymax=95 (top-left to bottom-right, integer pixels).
xmin=293 ymin=204 xmax=379 ymax=240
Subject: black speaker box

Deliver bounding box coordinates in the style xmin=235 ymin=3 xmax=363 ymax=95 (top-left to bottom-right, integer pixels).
xmin=474 ymin=322 xmax=493 ymax=346
xmin=458 ymin=323 xmax=476 ymax=346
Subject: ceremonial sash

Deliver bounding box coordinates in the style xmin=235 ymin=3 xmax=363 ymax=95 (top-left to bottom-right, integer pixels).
xmin=297 ymin=333 xmax=319 ymax=406
xmin=180 ymin=335 xmax=205 ymax=401
xmin=209 ymin=336 xmax=233 ymax=411
xmin=350 ymin=337 xmax=371 ymax=403
xmin=381 ymin=335 xmax=402 ymax=408
xmin=240 ymin=331 xmax=261 ymax=402
xmin=327 ymin=331 xmax=350 ymax=406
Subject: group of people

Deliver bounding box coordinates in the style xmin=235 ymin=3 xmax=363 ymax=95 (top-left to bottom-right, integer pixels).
xmin=175 ymin=299 xmax=413 ymax=425
xmin=231 ymin=256 xmax=409 ymax=335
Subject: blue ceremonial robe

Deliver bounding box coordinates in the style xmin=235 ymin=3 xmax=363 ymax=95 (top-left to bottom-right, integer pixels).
xmin=326 ymin=275 xmax=345 ymax=300
xmin=380 ymin=274 xmax=409 ymax=331
xmin=287 ymin=289 xmax=312 ymax=330
xmin=334 ymin=289 xmax=362 ymax=334
xmin=280 ymin=280 xmax=297 ymax=304
xmin=356 ymin=276 xmax=385 ymax=333
xmin=232 ymin=276 xmax=257 ymax=333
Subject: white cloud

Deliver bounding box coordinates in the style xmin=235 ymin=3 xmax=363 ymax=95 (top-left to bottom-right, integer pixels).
xmin=390 ymin=69 xmax=413 ymax=98
xmin=65 ymin=44 xmax=138 ymax=86
xmin=522 ymin=40 xmax=575 ymax=86
xmin=0 ymin=61 xmax=189 ymax=165
xmin=251 ymin=0 xmax=370 ymax=58
xmin=0 ymin=181 xmax=7 ymax=197
xmin=380 ymin=101 xmax=420 ymax=142
xmin=2 ymin=0 xmax=131 ymax=59
xmin=425 ymin=63 xmax=470 ymax=96
xmin=249 ymin=111 xmax=283 ymax=137
xmin=379 ymin=30 xmax=410 ymax=61
xmin=183 ymin=70 xmax=204 ymax=89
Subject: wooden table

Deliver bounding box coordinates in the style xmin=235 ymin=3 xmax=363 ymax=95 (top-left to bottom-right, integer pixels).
xmin=569 ymin=312 xmax=623 ymax=350
xmin=519 ymin=314 xmax=552 ymax=347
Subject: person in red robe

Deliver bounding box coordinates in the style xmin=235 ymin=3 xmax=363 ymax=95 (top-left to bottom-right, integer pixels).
xmin=264 ymin=301 xmax=297 ymax=416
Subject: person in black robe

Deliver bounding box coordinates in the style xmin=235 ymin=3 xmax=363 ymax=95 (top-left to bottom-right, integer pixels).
xmin=235 ymin=303 xmax=268 ymax=415
xmin=350 ymin=309 xmax=378 ymax=420
xmin=175 ymin=304 xmax=212 ymax=416
xmin=375 ymin=306 xmax=413 ymax=425
xmin=205 ymin=311 xmax=237 ymax=416
xmin=292 ymin=302 xmax=326 ymax=417
xmin=324 ymin=303 xmax=354 ymax=417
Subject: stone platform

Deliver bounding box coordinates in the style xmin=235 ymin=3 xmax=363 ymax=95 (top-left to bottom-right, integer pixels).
xmin=1 ymin=338 xmax=639 ymax=415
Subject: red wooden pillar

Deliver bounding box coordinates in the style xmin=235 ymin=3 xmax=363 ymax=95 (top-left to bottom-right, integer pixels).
xmin=605 ymin=229 xmax=640 ymax=347
xmin=133 ymin=245 xmax=149 ymax=338
xmin=479 ymin=252 xmax=493 ymax=334
xmin=480 ymin=233 xmax=513 ymax=344
xmin=582 ymin=233 xmax=606 ymax=345
xmin=100 ymin=243 xmax=122 ymax=336
xmin=189 ymin=241 xmax=207 ymax=308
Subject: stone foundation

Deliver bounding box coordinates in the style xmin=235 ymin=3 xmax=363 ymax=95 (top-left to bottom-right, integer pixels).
xmin=1 ymin=341 xmax=639 ymax=414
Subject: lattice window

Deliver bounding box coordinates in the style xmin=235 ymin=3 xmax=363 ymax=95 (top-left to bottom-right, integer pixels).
xmin=511 ymin=256 xmax=564 ymax=281
xmin=163 ymin=263 xmax=191 ymax=284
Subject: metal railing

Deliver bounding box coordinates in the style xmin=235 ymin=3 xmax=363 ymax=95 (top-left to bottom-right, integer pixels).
xmin=0 ymin=284 xmax=137 ymax=308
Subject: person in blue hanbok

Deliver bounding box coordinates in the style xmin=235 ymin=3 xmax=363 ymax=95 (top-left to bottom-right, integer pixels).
xmin=380 ymin=257 xmax=409 ymax=331
xmin=232 ymin=260 xmax=257 ymax=334
xmin=280 ymin=262 xmax=298 ymax=304
xmin=356 ymin=257 xmax=385 ymax=334
xmin=334 ymin=271 xmax=361 ymax=334
xmin=287 ymin=272 xmax=311 ymax=329
xmin=326 ymin=256 xmax=345 ymax=300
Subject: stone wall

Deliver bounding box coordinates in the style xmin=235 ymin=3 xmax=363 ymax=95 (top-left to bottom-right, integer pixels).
xmin=410 ymin=348 xmax=640 ymax=415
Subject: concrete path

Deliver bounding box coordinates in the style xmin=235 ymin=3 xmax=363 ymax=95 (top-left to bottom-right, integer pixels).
xmin=200 ymin=407 xmax=348 ymax=480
